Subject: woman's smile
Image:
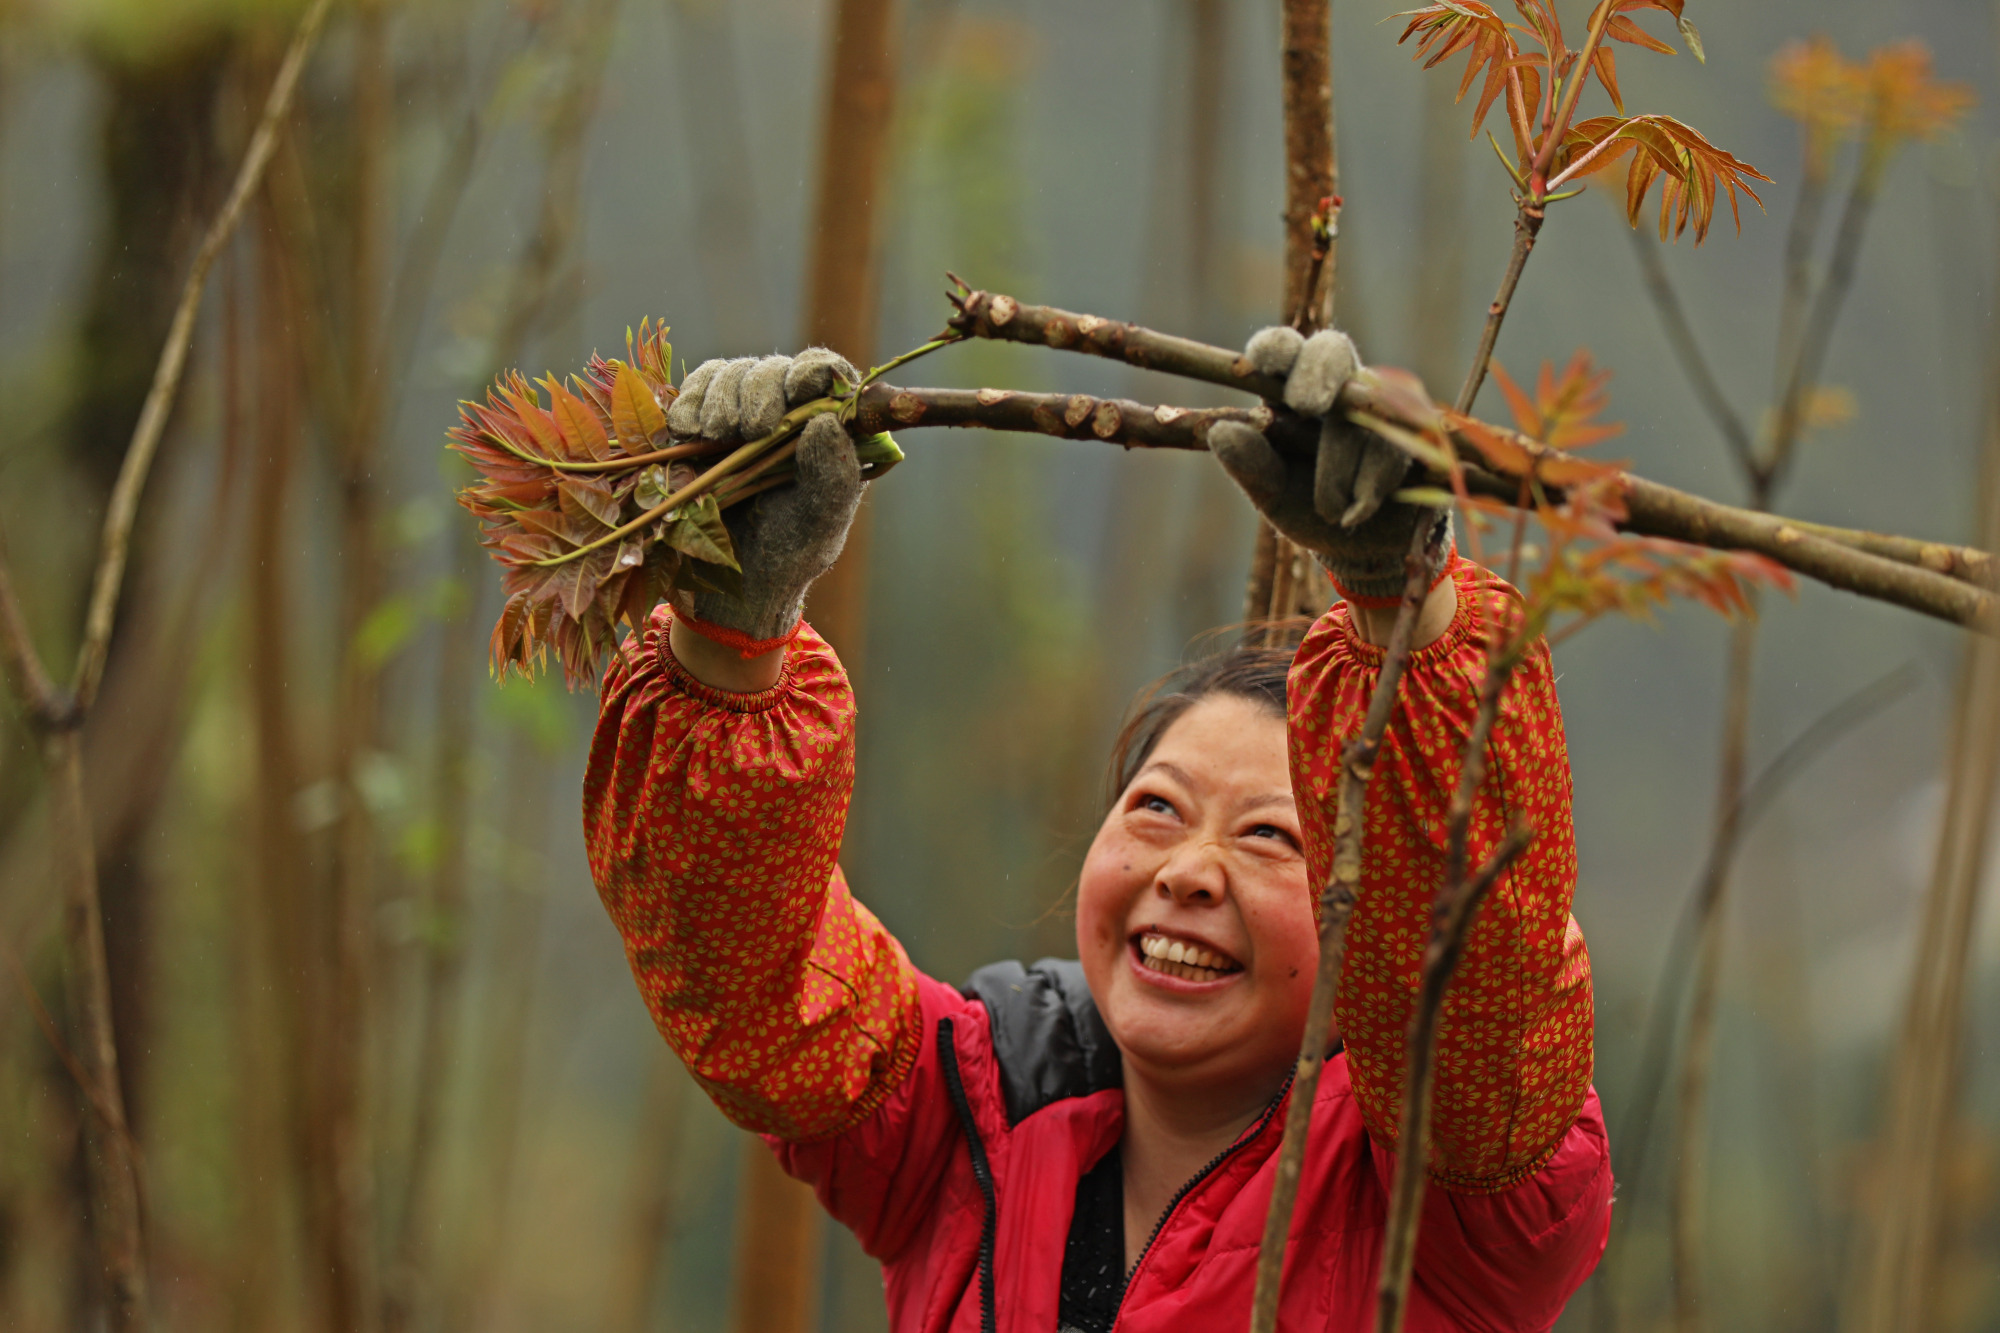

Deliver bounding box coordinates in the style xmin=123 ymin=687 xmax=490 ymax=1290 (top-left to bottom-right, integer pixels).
xmin=1130 ymin=929 xmax=1244 ymax=986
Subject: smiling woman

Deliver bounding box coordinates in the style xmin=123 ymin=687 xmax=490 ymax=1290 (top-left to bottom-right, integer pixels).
xmin=583 ymin=336 xmax=1609 ymax=1333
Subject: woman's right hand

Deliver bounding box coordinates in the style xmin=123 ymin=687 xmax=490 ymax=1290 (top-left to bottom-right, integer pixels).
xmin=1208 ymin=327 xmax=1450 ymax=607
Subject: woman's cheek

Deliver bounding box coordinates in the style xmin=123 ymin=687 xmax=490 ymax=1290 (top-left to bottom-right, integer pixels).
xmin=1074 ymin=834 xmax=1136 ymax=953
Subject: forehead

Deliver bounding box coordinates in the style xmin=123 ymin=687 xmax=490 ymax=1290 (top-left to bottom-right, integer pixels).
xmin=1147 ymin=694 xmax=1289 ymax=779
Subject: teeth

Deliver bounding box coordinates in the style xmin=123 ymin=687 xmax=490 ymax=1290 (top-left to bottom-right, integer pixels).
xmin=1136 ymin=933 xmax=1238 ymax=979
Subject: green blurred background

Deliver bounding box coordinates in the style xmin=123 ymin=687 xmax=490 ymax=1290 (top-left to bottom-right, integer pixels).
xmin=2 ymin=0 xmax=1998 ymax=1329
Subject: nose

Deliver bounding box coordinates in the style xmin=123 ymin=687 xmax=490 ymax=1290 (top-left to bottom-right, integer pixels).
xmin=1154 ymin=835 xmax=1229 ymax=906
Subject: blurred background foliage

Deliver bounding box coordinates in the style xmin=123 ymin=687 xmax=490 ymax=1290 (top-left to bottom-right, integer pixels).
xmin=2 ymin=0 xmax=2000 ymax=1330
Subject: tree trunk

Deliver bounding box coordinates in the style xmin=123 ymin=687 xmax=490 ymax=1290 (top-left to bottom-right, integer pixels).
xmin=797 ymin=0 xmax=901 ymax=675
xmin=319 ymin=6 xmax=391 ymax=1327
xmin=730 ymin=6 xmax=902 ymax=1330
xmin=1245 ymin=0 xmax=1338 ymax=633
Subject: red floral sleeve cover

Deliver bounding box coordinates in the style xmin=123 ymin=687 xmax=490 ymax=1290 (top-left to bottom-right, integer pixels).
xmin=582 ymin=605 xmax=922 ymax=1141
xmin=1288 ymin=555 xmax=1594 ymax=1192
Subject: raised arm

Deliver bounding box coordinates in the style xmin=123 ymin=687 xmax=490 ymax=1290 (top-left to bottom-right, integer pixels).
xmin=1286 ymin=559 xmax=1593 ymax=1187
xmin=583 ymin=347 xmax=924 ymax=1141
xmin=586 ymin=606 xmax=922 ymax=1139
xmin=1210 ymin=327 xmax=1607 ymax=1320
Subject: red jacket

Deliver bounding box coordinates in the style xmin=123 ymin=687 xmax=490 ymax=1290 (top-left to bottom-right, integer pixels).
xmin=584 ymin=558 xmax=1612 ymax=1331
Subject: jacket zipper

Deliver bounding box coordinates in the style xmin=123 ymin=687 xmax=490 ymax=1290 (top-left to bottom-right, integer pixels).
xmin=937 ymin=1017 xmax=998 ymax=1333
xmin=1116 ymin=1072 xmax=1296 ymax=1321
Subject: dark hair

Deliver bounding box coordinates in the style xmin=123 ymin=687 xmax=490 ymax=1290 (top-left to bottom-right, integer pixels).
xmin=1102 ymin=621 xmax=1314 ymax=811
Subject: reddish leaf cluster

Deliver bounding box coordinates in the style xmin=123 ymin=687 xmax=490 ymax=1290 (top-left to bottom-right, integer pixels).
xmin=1394 ymin=1 xmax=1767 ymax=242
xmin=1491 ymin=351 xmax=1625 ymax=451
xmin=1555 ymin=114 xmax=1769 ymax=242
xmin=449 ymin=321 xmax=747 ymax=688
xmin=1514 ymin=475 xmax=1791 ymax=643
xmin=1768 ymin=36 xmax=1973 ymax=184
xmin=1425 ymin=349 xmax=1788 ymax=644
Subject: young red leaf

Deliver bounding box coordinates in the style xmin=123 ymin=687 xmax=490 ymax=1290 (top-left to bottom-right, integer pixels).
xmin=1395 ymin=3 xmax=1526 ymax=141
xmin=1554 ymin=113 xmax=1770 ymax=242
xmin=611 ymin=360 xmax=669 ymax=448
xmin=546 ymin=376 xmax=613 ymax=461
xmin=497 ymin=380 xmax=567 ymax=461
xmin=557 ymin=476 xmax=624 ymax=529
xmin=1863 ymin=41 xmax=1974 ymax=148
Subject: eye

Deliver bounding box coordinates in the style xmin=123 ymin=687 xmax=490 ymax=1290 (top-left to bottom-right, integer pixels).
xmin=1245 ymin=822 xmax=1301 ymax=852
xmin=1137 ymin=794 xmax=1177 ymax=817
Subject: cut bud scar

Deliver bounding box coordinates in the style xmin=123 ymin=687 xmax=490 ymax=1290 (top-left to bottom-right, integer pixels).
xmin=1137 ymin=932 xmax=1243 ymax=982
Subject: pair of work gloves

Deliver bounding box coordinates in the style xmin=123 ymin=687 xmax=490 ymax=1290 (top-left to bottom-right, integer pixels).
xmin=666 ymin=328 xmax=1449 ymax=649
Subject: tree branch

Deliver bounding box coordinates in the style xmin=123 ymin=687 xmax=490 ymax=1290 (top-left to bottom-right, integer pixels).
xmin=1766 ymin=165 xmax=1880 ymax=493
xmin=849 ymin=377 xmax=1996 ymax=630
xmin=1457 ymin=208 xmax=1544 ymax=413
xmin=1597 ymin=659 xmax=1920 ymax=1329
xmin=69 ymin=0 xmax=333 ymax=715
xmin=0 ymin=553 xmax=63 ymax=726
xmin=853 ymin=381 xmax=1262 ymax=449
xmin=0 ymin=8 xmax=335 ymax=1327
xmin=932 ymin=289 xmax=1998 ymax=627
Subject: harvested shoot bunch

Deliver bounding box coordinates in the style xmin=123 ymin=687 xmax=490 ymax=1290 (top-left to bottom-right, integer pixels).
xmin=449 ymin=319 xmax=906 ymax=686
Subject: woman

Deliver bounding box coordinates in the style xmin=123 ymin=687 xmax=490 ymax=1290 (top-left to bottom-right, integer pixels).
xmin=583 ymin=329 xmax=1611 ymax=1332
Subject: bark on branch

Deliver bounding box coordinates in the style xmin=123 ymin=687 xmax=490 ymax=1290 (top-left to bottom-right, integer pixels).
xmin=858 ymin=377 xmax=1995 ymax=630
xmin=931 ymin=289 xmax=1998 ymax=631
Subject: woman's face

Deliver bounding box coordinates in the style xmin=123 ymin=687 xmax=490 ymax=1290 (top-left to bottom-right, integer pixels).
xmin=1076 ymin=694 xmax=1318 ymax=1104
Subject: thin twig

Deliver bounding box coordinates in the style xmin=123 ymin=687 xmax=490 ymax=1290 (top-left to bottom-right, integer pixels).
xmin=0 ymin=10 xmax=334 ymax=1327
xmin=1773 ymin=175 xmax=1827 ymax=413
xmin=1766 ymin=168 xmax=1880 ymax=492
xmin=1248 ymin=532 xmax=1436 ymax=1333
xmin=1457 ymin=209 xmax=1545 ymax=414
xmin=1595 ymin=660 xmax=1920 ymax=1331
xmin=1625 ymin=227 xmax=1757 ymax=476
xmin=1376 ymin=820 xmax=1537 ymax=1333
xmin=0 ymin=554 xmax=61 ymax=724
xmin=69 ymin=0 xmax=334 ymax=714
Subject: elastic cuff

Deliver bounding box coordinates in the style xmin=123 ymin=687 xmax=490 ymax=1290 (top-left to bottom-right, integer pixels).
xmin=676 ymin=608 xmax=804 ymax=659
xmin=1332 ymin=554 xmax=1456 ymax=610
xmin=1329 ymin=533 xmax=1458 ymax=609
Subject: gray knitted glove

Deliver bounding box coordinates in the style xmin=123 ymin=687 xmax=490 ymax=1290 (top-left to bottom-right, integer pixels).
xmin=666 ymin=348 xmax=863 ymax=642
xmin=1211 ymin=326 xmax=1449 ymax=604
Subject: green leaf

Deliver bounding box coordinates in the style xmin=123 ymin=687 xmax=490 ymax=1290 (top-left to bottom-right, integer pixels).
xmin=854 ymin=432 xmax=905 ymax=474
xmin=611 ymin=360 xmax=668 ymax=447
xmin=668 ymin=555 xmax=744 ymax=599
xmin=1392 ymin=486 xmax=1460 ymax=509
xmin=1677 ymin=16 xmax=1704 ymax=63
xmin=635 ymin=464 xmax=671 ymax=511
xmin=659 ymin=493 xmax=739 ymax=570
